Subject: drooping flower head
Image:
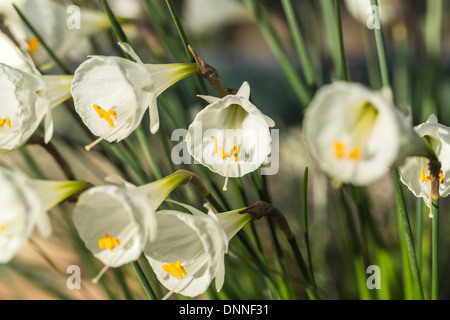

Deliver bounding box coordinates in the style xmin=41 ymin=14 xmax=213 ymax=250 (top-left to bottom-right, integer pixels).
xmin=0 ymin=166 xmax=88 ymax=263
xmin=72 ymin=171 xmax=191 ymax=268
xmin=0 ymin=51 xmax=73 ymax=152
xmin=303 ymin=81 xmax=411 ymax=186
xmin=71 ymin=43 xmax=198 ymax=150
xmin=186 ymin=81 xmax=275 ymax=191
xmin=144 ymin=202 xmax=251 ymax=298
xmin=399 ymin=114 xmax=450 ymax=207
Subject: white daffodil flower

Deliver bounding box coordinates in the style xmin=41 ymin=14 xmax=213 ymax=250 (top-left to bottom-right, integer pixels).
xmin=399 ymin=114 xmax=450 ymax=207
xmin=0 ymin=52 xmax=73 ymax=152
xmin=71 ymin=43 xmax=198 ymax=151
xmin=302 ymin=81 xmax=413 ymax=186
xmin=0 ymin=166 xmax=88 ymax=263
xmin=185 ymin=81 xmax=275 ymax=191
xmin=0 ymin=0 xmax=111 ymax=70
xmin=144 ymin=202 xmax=251 ymax=298
xmin=72 ymin=171 xmax=191 ymax=268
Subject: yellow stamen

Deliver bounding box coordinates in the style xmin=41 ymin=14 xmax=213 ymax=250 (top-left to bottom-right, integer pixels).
xmin=213 ymin=137 xmax=218 ymax=155
xmin=98 ymin=233 xmax=121 ymax=251
xmin=0 ymin=118 xmax=11 ymax=129
xmin=333 ymin=141 xmax=361 ymax=161
xmin=26 ymin=37 xmax=39 ymax=55
xmin=234 ymin=144 xmax=241 ymax=162
xmin=92 ymin=104 xmax=117 ymax=127
xmin=420 ymin=169 xmax=443 ymax=184
xmin=162 ymin=260 xmax=187 ymax=280
xmin=219 ymin=147 xmax=226 ymax=160
xmin=333 ymin=141 xmax=346 ymax=160
xmin=349 ymin=147 xmax=361 ymax=160
xmin=0 ymin=224 xmax=5 ymax=234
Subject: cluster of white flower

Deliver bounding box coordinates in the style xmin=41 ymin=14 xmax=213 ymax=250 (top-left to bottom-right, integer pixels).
xmin=1 ymin=0 xmax=448 ymax=300
xmin=0 ymin=0 xmax=273 ymax=298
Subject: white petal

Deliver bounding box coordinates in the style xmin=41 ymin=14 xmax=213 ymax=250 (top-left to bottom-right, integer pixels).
xmin=186 ymin=94 xmax=273 ymax=178
xmin=145 ymin=210 xmax=227 ymax=297
xmin=303 ymin=82 xmax=405 ymax=185
xmin=0 ymin=63 xmax=49 ymax=150
xmin=71 ymin=56 xmax=151 ymax=142
xmin=0 ymin=167 xmax=42 ymax=263
xmin=148 ymin=98 xmax=160 ymax=134
xmin=118 ymin=42 xmax=143 ymax=64
xmin=236 ymin=81 xmax=251 ymax=100
xmin=73 ymin=185 xmax=154 ymax=267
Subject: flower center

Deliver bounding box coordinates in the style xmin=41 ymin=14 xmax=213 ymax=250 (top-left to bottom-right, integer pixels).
xmin=162 ymin=260 xmax=187 ymax=279
xmin=0 ymin=118 xmax=11 ymax=129
xmin=92 ymin=104 xmax=117 ymax=127
xmin=333 ymin=140 xmax=361 ymax=161
xmin=98 ymin=233 xmax=121 ymax=251
xmin=0 ymin=224 xmax=5 ymax=234
xmin=213 ymin=136 xmax=241 ymax=161
xmin=420 ymin=169 xmax=444 ymax=184
xmin=26 ymin=37 xmax=39 ymax=55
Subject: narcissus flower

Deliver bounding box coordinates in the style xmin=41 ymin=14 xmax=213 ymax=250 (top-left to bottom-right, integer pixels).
xmin=72 ymin=171 xmax=190 ymax=268
xmin=0 ymin=166 xmax=88 ymax=263
xmin=185 ymin=81 xmax=275 ymax=191
xmin=71 ymin=43 xmax=198 ymax=150
xmin=0 ymin=53 xmax=73 ymax=152
xmin=303 ymin=81 xmax=413 ymax=186
xmin=144 ymin=202 xmax=251 ymax=298
xmin=399 ymin=114 xmax=450 ymax=207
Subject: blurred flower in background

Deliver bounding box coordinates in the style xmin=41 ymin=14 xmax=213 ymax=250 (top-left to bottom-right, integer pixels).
xmin=344 ymin=0 xmax=402 ymax=27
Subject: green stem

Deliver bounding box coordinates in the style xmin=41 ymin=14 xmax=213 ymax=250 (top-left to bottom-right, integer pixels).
xmin=415 ymin=198 xmax=424 ymax=271
xmin=12 ymin=4 xmax=71 ymax=74
xmin=370 ymin=0 xmax=389 ymax=88
xmin=302 ymin=167 xmax=315 ymax=285
xmin=391 ymin=168 xmax=425 ymax=299
xmin=334 ymin=0 xmax=348 ymax=81
xmin=243 ymin=0 xmax=311 ymax=107
xmin=164 ymin=0 xmax=209 ymax=95
xmin=431 ymin=197 xmax=439 ymax=300
xmin=98 ymin=0 xmax=128 ymax=43
xmin=319 ymin=0 xmax=341 ymax=78
xmin=131 ymin=261 xmax=157 ymax=300
xmin=280 ymin=0 xmax=316 ymax=88
xmin=136 ymin=125 xmax=163 ymax=180
xmin=287 ymin=235 xmax=318 ymax=300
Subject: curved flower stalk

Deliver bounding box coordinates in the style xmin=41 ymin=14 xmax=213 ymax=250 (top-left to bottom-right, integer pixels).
xmin=186 ymin=81 xmax=275 ymax=191
xmin=0 ymin=51 xmax=73 ymax=152
xmin=144 ymin=202 xmax=251 ymax=298
xmin=0 ymin=0 xmax=111 ymax=70
xmin=302 ymin=81 xmax=418 ymax=186
xmin=399 ymin=114 xmax=450 ymax=207
xmin=0 ymin=166 xmax=89 ymax=263
xmin=344 ymin=0 xmax=401 ymax=28
xmin=72 ymin=171 xmax=191 ymax=268
xmin=71 ymin=43 xmax=198 ymax=151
